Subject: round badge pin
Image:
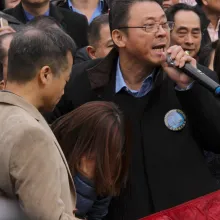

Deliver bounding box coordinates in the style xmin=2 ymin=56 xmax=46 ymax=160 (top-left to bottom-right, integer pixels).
xmin=164 ymin=109 xmax=186 ymax=131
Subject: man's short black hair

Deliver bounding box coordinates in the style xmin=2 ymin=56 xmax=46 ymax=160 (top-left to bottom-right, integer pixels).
xmin=109 ymin=0 xmax=162 ymax=33
xmin=166 ymin=3 xmax=203 ymax=30
xmin=88 ymin=13 xmax=109 ymax=47
xmin=7 ymin=26 xmax=76 ymax=83
xmin=27 ymin=15 xmax=63 ymax=30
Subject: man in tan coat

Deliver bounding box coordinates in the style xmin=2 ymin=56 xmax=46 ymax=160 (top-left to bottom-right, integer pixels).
xmin=0 ymin=26 xmax=79 ymax=220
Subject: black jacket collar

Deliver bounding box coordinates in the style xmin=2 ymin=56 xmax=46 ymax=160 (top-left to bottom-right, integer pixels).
xmin=87 ymin=48 xmax=166 ymax=91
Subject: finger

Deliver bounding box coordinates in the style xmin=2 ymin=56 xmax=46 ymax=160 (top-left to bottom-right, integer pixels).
xmin=179 ymin=55 xmax=194 ymax=68
xmin=167 ymin=45 xmax=182 ymax=60
xmin=173 ymin=50 xmax=186 ymax=67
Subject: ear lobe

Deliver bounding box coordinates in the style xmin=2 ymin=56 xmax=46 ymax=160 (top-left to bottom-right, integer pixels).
xmin=112 ymin=29 xmax=126 ymax=48
xmin=87 ymin=46 xmax=97 ymax=59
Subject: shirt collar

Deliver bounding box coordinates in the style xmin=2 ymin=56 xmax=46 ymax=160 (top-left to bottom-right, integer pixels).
xmin=67 ymin=0 xmax=104 ymax=23
xmin=24 ymin=9 xmax=50 ymax=22
xmin=208 ymin=18 xmax=220 ymax=31
xmin=115 ymin=58 xmax=154 ymax=94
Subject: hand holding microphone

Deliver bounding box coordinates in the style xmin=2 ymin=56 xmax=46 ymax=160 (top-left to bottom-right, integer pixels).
xmin=162 ymin=45 xmax=220 ymax=95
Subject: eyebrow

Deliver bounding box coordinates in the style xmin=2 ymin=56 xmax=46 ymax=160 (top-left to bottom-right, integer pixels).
xmin=176 ymin=26 xmax=201 ymax=31
xmin=143 ymin=14 xmax=166 ymax=21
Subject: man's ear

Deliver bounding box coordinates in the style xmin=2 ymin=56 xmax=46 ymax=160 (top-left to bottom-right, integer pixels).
xmin=38 ymin=66 xmax=53 ymax=86
xmin=112 ymin=29 xmax=126 ymax=48
xmin=87 ymin=46 xmax=97 ymax=59
xmin=0 ymin=80 xmax=5 ymax=90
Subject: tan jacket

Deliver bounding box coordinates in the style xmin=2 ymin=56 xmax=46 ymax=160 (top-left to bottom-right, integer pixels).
xmin=0 ymin=91 xmax=79 ymax=220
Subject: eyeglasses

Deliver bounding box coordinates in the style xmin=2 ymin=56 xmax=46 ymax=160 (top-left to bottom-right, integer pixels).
xmin=117 ymin=21 xmax=175 ymax=33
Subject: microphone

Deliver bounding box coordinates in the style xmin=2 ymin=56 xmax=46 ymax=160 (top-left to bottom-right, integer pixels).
xmin=166 ymin=55 xmax=220 ymax=95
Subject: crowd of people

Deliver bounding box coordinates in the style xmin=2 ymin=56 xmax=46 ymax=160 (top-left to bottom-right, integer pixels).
xmin=1 ymin=0 xmax=220 ymax=220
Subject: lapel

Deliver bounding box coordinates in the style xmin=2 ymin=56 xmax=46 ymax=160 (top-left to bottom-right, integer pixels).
xmin=49 ymin=4 xmax=67 ymax=30
xmin=0 ymin=91 xmax=74 ymax=184
xmin=9 ymin=3 xmax=27 ymax=23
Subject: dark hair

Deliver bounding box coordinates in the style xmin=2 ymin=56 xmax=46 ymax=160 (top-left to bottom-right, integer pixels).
xmin=109 ymin=0 xmax=162 ymax=33
xmin=166 ymin=3 xmax=203 ymax=30
xmin=199 ymin=40 xmax=219 ymax=67
xmin=88 ymin=13 xmax=109 ymax=47
xmin=0 ymin=1 xmax=5 ymax=10
xmin=27 ymin=15 xmax=63 ymax=30
xmin=7 ymin=26 xmax=76 ymax=83
xmin=214 ymin=40 xmax=220 ymax=81
xmin=196 ymin=0 xmax=203 ymax=6
xmin=51 ymin=101 xmax=130 ymax=196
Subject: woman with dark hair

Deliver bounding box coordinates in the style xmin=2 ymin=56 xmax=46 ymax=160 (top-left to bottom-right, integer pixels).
xmin=51 ymin=101 xmax=130 ymax=220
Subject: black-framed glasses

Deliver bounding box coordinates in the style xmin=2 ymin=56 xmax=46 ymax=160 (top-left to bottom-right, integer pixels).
xmin=117 ymin=21 xmax=175 ymax=33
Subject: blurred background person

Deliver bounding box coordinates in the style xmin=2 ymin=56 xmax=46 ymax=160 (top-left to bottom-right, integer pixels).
xmin=166 ymin=3 xmax=202 ymax=59
xmin=162 ymin=0 xmax=179 ymax=11
xmin=0 ymin=33 xmax=14 ymax=89
xmin=52 ymin=0 xmax=109 ymax=23
xmin=214 ymin=40 xmax=220 ymax=80
xmin=196 ymin=0 xmax=220 ymax=48
xmin=52 ymin=101 xmax=130 ymax=220
xmin=3 ymin=0 xmax=88 ymax=48
xmin=75 ymin=13 xmax=113 ymax=64
xmin=166 ymin=3 xmax=218 ymax=81
xmin=198 ymin=40 xmax=219 ymax=70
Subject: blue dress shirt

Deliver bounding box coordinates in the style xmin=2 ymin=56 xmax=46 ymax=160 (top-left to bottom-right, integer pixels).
xmin=67 ymin=0 xmax=104 ymax=24
xmin=115 ymin=58 xmax=154 ymax=98
xmin=24 ymin=9 xmax=50 ymax=22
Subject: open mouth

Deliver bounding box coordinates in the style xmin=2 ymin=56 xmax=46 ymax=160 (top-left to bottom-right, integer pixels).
xmin=152 ymin=45 xmax=166 ymax=53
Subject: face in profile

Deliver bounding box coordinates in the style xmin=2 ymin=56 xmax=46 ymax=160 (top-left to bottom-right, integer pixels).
xmin=170 ymin=10 xmax=201 ymax=58
xmin=115 ymin=1 xmax=170 ymax=66
xmin=4 ymin=0 xmax=20 ymax=9
xmin=41 ymin=51 xmax=73 ymax=112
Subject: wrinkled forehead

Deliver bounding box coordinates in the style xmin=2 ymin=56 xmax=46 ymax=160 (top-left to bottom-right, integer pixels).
xmin=127 ymin=1 xmax=166 ymax=24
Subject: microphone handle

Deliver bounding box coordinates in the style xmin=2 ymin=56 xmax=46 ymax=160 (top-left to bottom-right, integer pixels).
xmin=181 ymin=63 xmax=220 ymax=94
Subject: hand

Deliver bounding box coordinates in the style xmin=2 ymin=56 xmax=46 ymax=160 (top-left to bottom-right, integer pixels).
xmin=77 ymin=156 xmax=96 ymax=180
xmin=161 ymin=45 xmax=197 ymax=89
xmin=0 ymin=26 xmax=16 ymax=36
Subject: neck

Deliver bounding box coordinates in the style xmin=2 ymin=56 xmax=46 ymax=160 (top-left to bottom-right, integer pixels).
xmin=72 ymin=0 xmax=99 ymax=9
xmin=119 ymin=51 xmax=155 ymax=91
xmin=5 ymin=82 xmax=42 ymax=110
xmin=22 ymin=1 xmax=50 ymax=17
xmin=203 ymin=6 xmax=219 ymax=28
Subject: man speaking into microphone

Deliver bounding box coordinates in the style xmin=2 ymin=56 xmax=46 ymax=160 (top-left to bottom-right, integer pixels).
xmin=45 ymin=0 xmax=220 ymax=219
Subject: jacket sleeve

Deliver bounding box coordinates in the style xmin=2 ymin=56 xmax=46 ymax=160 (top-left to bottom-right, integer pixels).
xmin=9 ymin=126 xmax=79 ymax=220
xmin=74 ymin=173 xmax=111 ymax=220
xmin=176 ymin=82 xmax=220 ymax=153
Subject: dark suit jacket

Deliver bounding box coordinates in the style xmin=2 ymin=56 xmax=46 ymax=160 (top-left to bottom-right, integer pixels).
xmin=3 ymin=2 xmax=88 ymax=48
xmin=0 ymin=11 xmax=24 ymax=31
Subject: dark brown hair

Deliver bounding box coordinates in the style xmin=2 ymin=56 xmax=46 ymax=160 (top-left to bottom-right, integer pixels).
xmin=51 ymin=101 xmax=130 ymax=196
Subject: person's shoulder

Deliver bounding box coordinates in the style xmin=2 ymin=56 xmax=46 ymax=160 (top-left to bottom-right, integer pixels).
xmin=197 ymin=64 xmax=219 ymax=82
xmin=3 ymin=7 xmax=15 ymax=15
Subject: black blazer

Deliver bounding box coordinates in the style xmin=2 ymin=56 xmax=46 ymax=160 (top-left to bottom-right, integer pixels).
xmin=3 ymin=2 xmax=88 ymax=48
